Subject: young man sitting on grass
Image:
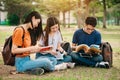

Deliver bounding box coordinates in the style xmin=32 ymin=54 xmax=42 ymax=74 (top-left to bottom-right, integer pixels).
xmin=71 ymin=17 xmax=109 ymax=68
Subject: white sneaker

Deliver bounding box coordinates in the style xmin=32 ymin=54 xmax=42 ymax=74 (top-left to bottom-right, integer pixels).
xmin=67 ymin=62 xmax=75 ymax=68
xmin=96 ymin=61 xmax=110 ymax=68
xmin=55 ymin=63 xmax=67 ymax=71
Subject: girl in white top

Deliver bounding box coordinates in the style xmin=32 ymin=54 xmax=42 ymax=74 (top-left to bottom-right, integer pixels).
xmin=39 ymin=30 xmax=64 ymax=59
xmin=36 ymin=17 xmax=75 ymax=70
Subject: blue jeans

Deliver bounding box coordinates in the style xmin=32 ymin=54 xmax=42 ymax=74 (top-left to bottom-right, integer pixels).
xmin=36 ymin=53 xmax=57 ymax=66
xmin=57 ymin=55 xmax=72 ymax=64
xmin=15 ymin=54 xmax=57 ymax=72
xmin=70 ymin=52 xmax=103 ymax=67
xmin=36 ymin=53 xmax=72 ymax=65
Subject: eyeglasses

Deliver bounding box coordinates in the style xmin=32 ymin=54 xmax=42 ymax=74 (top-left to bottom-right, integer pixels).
xmin=86 ymin=28 xmax=94 ymax=31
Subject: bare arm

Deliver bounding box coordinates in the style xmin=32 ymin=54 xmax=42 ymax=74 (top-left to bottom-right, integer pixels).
xmin=57 ymin=42 xmax=64 ymax=52
xmin=12 ymin=44 xmax=42 ymax=54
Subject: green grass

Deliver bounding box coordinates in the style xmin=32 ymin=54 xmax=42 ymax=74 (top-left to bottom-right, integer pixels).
xmin=102 ymin=34 xmax=120 ymax=39
xmin=61 ymin=26 xmax=120 ymax=53
xmin=0 ymin=31 xmax=12 ymax=46
xmin=0 ymin=25 xmax=120 ymax=80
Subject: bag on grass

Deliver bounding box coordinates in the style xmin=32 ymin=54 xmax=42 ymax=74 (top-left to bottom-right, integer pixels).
xmin=2 ymin=27 xmax=25 ymax=66
xmin=61 ymin=41 xmax=72 ymax=54
xmin=100 ymin=42 xmax=113 ymax=67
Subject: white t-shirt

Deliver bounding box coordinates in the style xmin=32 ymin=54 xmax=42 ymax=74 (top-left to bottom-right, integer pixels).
xmin=48 ymin=31 xmax=62 ymax=50
xmin=39 ymin=31 xmax=63 ymax=60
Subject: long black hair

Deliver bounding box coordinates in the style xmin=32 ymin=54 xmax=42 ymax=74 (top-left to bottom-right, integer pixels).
xmin=24 ymin=11 xmax=43 ymax=45
xmin=44 ymin=16 xmax=62 ymax=46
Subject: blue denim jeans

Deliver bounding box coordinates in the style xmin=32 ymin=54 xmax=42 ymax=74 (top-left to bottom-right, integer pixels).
xmin=57 ymin=55 xmax=72 ymax=64
xmin=36 ymin=53 xmax=72 ymax=65
xmin=36 ymin=53 xmax=57 ymax=66
xmin=15 ymin=54 xmax=57 ymax=72
xmin=70 ymin=52 xmax=103 ymax=67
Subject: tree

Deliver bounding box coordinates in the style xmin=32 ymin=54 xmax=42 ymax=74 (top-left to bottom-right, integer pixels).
xmin=89 ymin=0 xmax=102 ymax=17
xmin=75 ymin=0 xmax=82 ymax=28
xmin=58 ymin=0 xmax=75 ymax=28
xmin=2 ymin=0 xmax=34 ymax=25
xmin=107 ymin=0 xmax=120 ymax=26
xmin=43 ymin=0 xmax=75 ymax=28
xmin=102 ymin=0 xmax=107 ymax=28
xmin=83 ymin=0 xmax=92 ymax=17
xmin=75 ymin=0 xmax=92 ymax=28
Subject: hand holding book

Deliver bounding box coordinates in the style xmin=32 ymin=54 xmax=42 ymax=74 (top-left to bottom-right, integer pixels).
xmin=76 ymin=44 xmax=101 ymax=55
xmin=39 ymin=46 xmax=53 ymax=52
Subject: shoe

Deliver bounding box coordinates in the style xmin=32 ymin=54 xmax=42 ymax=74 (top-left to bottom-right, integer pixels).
xmin=96 ymin=61 xmax=110 ymax=69
xmin=67 ymin=62 xmax=75 ymax=68
xmin=55 ymin=63 xmax=67 ymax=71
xmin=25 ymin=68 xmax=44 ymax=75
xmin=10 ymin=70 xmax=18 ymax=75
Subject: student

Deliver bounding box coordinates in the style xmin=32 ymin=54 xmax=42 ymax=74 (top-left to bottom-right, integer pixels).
xmin=71 ymin=17 xmax=109 ymax=68
xmin=36 ymin=16 xmax=75 ymax=70
xmin=11 ymin=11 xmax=57 ymax=75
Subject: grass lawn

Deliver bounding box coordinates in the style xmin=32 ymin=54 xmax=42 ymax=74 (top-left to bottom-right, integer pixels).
xmin=0 ymin=25 xmax=120 ymax=80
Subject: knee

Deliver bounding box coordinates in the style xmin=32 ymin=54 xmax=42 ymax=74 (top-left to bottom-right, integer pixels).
xmin=41 ymin=59 xmax=55 ymax=71
xmin=70 ymin=52 xmax=79 ymax=59
xmin=93 ymin=55 xmax=103 ymax=62
xmin=65 ymin=55 xmax=72 ymax=62
xmin=97 ymin=55 xmax=103 ymax=61
xmin=50 ymin=57 xmax=57 ymax=65
xmin=51 ymin=57 xmax=57 ymax=62
xmin=43 ymin=58 xmax=51 ymax=64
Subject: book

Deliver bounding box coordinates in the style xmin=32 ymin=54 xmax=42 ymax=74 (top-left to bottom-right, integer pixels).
xmin=76 ymin=44 xmax=101 ymax=55
xmin=39 ymin=46 xmax=53 ymax=52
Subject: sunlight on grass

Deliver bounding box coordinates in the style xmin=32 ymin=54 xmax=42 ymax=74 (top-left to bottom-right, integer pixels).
xmin=0 ymin=31 xmax=12 ymax=46
xmin=0 ymin=26 xmax=120 ymax=80
xmin=61 ymin=26 xmax=120 ymax=53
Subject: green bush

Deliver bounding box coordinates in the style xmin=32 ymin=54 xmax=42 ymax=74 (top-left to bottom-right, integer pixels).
xmin=7 ymin=14 xmax=20 ymax=25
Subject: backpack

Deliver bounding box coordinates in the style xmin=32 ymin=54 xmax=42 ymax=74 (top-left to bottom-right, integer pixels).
xmin=100 ymin=42 xmax=113 ymax=67
xmin=61 ymin=41 xmax=72 ymax=54
xmin=2 ymin=27 xmax=25 ymax=66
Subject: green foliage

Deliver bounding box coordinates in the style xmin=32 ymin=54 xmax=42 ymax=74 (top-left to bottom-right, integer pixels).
xmin=3 ymin=0 xmax=35 ymax=24
xmin=7 ymin=14 xmax=20 ymax=25
xmin=42 ymin=0 xmax=76 ymax=16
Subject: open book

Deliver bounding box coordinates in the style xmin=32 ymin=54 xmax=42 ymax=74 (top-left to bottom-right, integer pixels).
xmin=39 ymin=46 xmax=53 ymax=52
xmin=76 ymin=44 xmax=101 ymax=55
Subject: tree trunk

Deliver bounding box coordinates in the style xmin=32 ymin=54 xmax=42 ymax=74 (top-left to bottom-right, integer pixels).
xmin=84 ymin=0 xmax=91 ymax=17
xmin=103 ymin=0 xmax=107 ymax=29
xmin=116 ymin=17 xmax=120 ymax=26
xmin=76 ymin=12 xmax=81 ymax=28
xmin=76 ymin=0 xmax=81 ymax=28
xmin=92 ymin=8 xmax=96 ymax=17
xmin=62 ymin=12 xmax=66 ymax=28
xmin=68 ymin=10 xmax=70 ymax=28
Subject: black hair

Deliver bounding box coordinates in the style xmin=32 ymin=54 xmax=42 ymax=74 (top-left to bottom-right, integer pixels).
xmin=24 ymin=11 xmax=43 ymax=45
xmin=85 ymin=17 xmax=97 ymax=27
